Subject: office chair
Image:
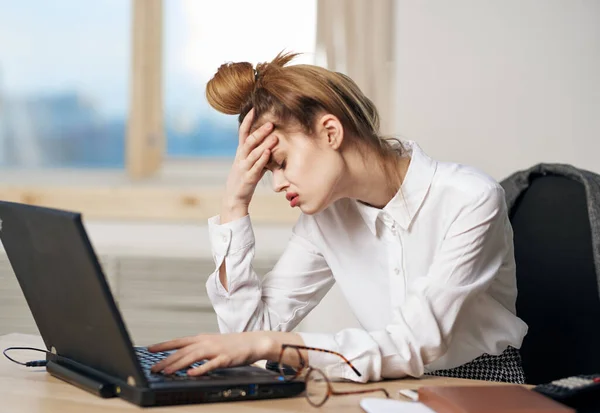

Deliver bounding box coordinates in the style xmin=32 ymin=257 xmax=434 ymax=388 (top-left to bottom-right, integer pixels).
xmin=505 ymin=171 xmax=600 ymax=384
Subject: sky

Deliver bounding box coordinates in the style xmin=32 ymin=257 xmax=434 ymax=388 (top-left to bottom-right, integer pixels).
xmin=0 ymin=0 xmax=316 ymax=120
xmin=166 ymin=0 xmax=316 ymax=128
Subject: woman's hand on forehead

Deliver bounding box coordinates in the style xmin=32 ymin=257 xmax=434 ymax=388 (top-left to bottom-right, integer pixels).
xmin=220 ymin=107 xmax=279 ymax=215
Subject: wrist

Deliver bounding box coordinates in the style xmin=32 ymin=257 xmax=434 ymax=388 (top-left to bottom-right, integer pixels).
xmin=252 ymin=332 xmax=280 ymax=361
xmin=220 ymin=201 xmax=248 ymax=224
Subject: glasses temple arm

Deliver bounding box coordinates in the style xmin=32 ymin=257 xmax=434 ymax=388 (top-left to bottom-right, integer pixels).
xmin=330 ymin=387 xmax=390 ymax=397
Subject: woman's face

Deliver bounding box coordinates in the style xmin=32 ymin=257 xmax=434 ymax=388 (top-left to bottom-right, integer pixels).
xmin=264 ymin=118 xmax=345 ymax=215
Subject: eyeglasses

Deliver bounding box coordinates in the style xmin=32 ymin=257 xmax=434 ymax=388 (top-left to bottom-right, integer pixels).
xmin=277 ymin=344 xmax=390 ymax=407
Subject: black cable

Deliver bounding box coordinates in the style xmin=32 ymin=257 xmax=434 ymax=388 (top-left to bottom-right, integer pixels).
xmin=3 ymin=346 xmax=50 ymax=367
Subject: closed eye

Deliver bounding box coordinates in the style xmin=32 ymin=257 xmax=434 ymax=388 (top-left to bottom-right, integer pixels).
xmin=265 ymin=159 xmax=278 ymax=172
xmin=267 ymin=156 xmax=285 ymax=171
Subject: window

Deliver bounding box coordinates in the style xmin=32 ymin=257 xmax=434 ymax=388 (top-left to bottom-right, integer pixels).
xmin=164 ymin=0 xmax=317 ymax=158
xmin=0 ymin=0 xmax=130 ymax=168
xmin=0 ymin=0 xmax=307 ymax=224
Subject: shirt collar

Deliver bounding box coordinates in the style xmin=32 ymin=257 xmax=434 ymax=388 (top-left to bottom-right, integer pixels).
xmin=355 ymin=140 xmax=438 ymax=234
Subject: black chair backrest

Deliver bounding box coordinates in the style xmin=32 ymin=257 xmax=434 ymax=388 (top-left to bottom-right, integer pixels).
xmin=510 ymin=173 xmax=600 ymax=384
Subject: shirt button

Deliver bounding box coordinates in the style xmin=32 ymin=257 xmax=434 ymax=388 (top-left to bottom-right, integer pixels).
xmin=221 ymin=235 xmax=228 ymax=243
xmin=394 ymin=268 xmax=400 ymax=275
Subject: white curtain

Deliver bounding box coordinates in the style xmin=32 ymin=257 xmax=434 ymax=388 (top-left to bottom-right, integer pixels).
xmin=316 ymin=0 xmax=396 ymax=135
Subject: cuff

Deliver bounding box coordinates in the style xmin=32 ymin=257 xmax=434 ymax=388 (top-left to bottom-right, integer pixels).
xmin=208 ymin=214 xmax=255 ymax=257
xmin=297 ymin=332 xmax=347 ymax=379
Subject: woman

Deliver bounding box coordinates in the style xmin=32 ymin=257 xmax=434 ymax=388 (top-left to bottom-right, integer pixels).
xmin=150 ymin=52 xmax=528 ymax=383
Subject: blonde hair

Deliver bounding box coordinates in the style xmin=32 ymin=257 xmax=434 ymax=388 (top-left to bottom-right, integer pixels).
xmin=206 ymin=52 xmax=403 ymax=190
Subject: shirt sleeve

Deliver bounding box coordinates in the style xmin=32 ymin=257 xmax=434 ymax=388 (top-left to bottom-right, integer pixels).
xmin=205 ymin=213 xmax=335 ymax=333
xmin=298 ymin=187 xmax=511 ymax=383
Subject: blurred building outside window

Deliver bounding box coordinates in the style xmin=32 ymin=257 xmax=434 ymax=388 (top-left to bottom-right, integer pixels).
xmin=0 ymin=0 xmax=130 ymax=169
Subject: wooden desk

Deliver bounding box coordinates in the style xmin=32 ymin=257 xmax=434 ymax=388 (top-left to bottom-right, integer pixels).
xmin=1 ymin=333 xmax=502 ymax=412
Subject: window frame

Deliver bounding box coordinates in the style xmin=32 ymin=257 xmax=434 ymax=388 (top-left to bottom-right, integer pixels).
xmin=127 ymin=0 xmax=164 ymax=179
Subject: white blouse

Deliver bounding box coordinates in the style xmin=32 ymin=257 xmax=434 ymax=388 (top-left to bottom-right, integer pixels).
xmin=205 ymin=140 xmax=528 ymax=383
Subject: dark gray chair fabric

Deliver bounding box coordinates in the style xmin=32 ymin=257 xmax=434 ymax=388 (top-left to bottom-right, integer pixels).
xmin=501 ymin=167 xmax=600 ymax=384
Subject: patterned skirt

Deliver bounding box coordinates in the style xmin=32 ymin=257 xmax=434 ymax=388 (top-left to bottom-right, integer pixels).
xmin=425 ymin=346 xmax=525 ymax=384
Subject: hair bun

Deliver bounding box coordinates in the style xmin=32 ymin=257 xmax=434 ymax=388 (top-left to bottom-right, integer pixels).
xmin=205 ymin=61 xmax=255 ymax=115
xmin=206 ymin=52 xmax=299 ymax=116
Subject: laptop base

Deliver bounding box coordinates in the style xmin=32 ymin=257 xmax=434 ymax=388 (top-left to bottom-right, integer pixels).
xmin=47 ymin=357 xmax=306 ymax=407
xmin=46 ymin=360 xmax=118 ymax=398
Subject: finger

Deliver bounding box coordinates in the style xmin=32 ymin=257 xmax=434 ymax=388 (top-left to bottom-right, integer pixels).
xmin=163 ymin=348 xmax=210 ymax=375
xmin=259 ymin=168 xmax=268 ymax=181
xmin=240 ymin=122 xmax=273 ymax=158
xmin=238 ymin=108 xmax=255 ymax=145
xmin=187 ymin=356 xmax=229 ymax=377
xmin=150 ymin=355 xmax=175 ymax=373
xmin=248 ymin=149 xmax=271 ymax=178
xmin=150 ymin=347 xmax=193 ymax=373
xmin=147 ymin=336 xmax=197 ymax=353
xmin=246 ymin=135 xmax=277 ymax=165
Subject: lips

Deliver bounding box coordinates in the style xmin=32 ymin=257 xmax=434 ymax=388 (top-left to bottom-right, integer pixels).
xmin=286 ymin=192 xmax=299 ymax=207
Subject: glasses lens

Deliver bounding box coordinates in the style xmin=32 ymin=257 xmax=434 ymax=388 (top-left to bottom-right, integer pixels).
xmin=279 ymin=347 xmax=305 ymax=380
xmin=306 ymin=368 xmax=329 ymax=407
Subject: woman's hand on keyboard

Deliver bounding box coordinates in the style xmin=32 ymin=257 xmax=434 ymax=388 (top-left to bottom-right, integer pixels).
xmin=147 ymin=331 xmax=280 ymax=376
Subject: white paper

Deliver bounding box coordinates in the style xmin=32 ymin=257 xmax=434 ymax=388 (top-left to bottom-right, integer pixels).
xmin=360 ymin=398 xmax=438 ymax=413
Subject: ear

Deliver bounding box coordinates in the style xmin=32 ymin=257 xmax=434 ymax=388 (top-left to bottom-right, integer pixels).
xmin=316 ymin=114 xmax=344 ymax=150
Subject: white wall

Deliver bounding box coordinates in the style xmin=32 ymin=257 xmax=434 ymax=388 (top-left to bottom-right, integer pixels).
xmin=395 ymin=0 xmax=600 ymax=180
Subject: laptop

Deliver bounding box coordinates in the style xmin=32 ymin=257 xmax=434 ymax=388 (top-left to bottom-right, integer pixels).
xmin=0 ymin=201 xmax=305 ymax=406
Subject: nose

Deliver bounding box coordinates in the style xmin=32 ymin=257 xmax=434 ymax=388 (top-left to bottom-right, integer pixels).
xmin=272 ymin=169 xmax=288 ymax=193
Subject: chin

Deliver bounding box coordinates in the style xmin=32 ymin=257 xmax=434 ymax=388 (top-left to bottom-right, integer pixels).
xmin=299 ymin=205 xmax=317 ymax=215
xmin=299 ymin=198 xmax=330 ymax=215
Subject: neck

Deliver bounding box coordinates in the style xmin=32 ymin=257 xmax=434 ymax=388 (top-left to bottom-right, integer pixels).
xmin=337 ymin=149 xmax=411 ymax=209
